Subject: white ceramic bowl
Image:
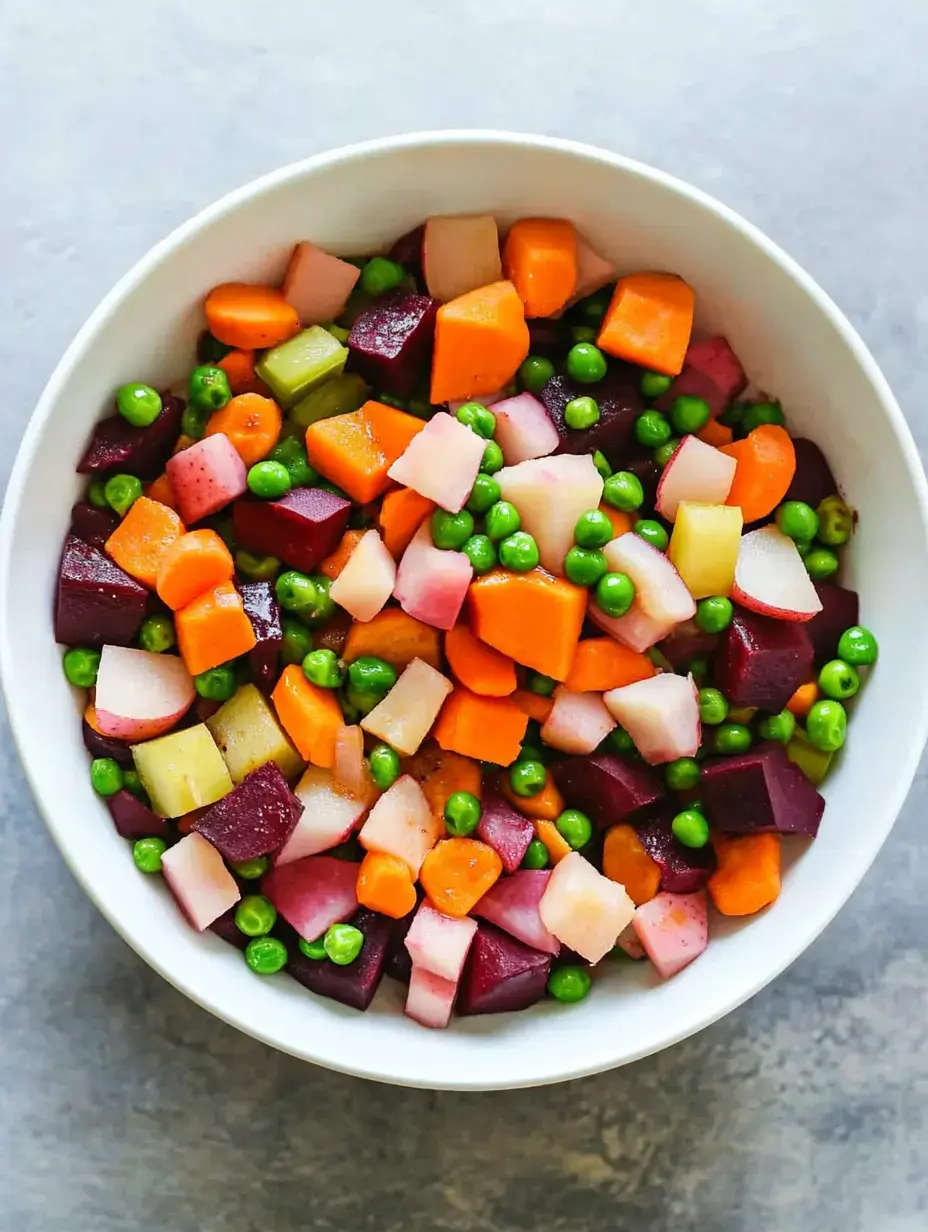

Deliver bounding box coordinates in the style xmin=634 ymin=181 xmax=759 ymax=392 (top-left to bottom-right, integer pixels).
xmin=3 ymin=132 xmax=927 ymax=1090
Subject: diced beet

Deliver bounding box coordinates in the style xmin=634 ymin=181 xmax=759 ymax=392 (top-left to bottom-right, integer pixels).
xmin=624 ymin=451 xmax=661 ymax=507
xmin=473 ymin=869 xmax=561 ymax=956
xmin=233 ymin=487 xmax=351 ymax=574
xmin=526 ymin=319 xmax=562 ymax=355
xmin=659 ymin=620 xmax=719 ymax=670
xmin=55 ymin=535 xmax=148 ymax=648
xmin=77 ymin=393 xmax=185 ymax=479
xmin=348 ymin=289 xmax=439 ymax=397
xmin=552 ymin=753 xmax=666 ymax=830
xmin=287 ymin=907 xmax=392 ymax=1011
xmin=193 ymin=696 xmax=222 ymax=724
xmin=701 ymin=742 xmax=825 ymax=838
xmin=634 ymin=809 xmax=715 ymax=892
xmin=807 ymin=582 xmax=859 ymax=664
xmin=655 ymin=336 xmax=747 ymax=419
xmin=385 ymin=906 xmax=417 ymax=983
xmin=389 ymin=225 xmax=425 ymax=282
xmin=655 ymin=367 xmax=730 ymax=419
xmin=457 ymin=922 xmax=552 ymax=1016
xmin=714 ymin=608 xmax=815 ymax=711
xmin=540 ymin=365 xmax=643 ymax=462
xmin=313 ymin=609 xmax=353 ymax=655
xmin=236 ymin=580 xmax=282 ymax=691
xmin=475 ymin=778 xmax=534 ymax=873
xmin=192 ymin=762 xmax=302 ymax=862
xmin=69 ymin=502 xmax=120 ymax=549
xmin=783 ymin=438 xmax=839 ymax=509
xmin=209 ymin=907 xmax=249 ymax=951
xmin=105 ymin=789 xmax=170 ymax=840
xmin=82 ymin=719 xmax=134 ymax=767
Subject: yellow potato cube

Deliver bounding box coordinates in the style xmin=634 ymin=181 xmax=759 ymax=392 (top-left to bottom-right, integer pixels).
xmin=668 ymin=502 xmax=743 ymax=599
xmin=206 ymin=684 xmax=304 ymax=784
xmin=132 ymin=724 xmax=233 ymax=818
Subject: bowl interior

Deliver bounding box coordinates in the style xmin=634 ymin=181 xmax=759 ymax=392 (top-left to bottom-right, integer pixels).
xmin=3 ymin=133 xmax=927 ymax=1089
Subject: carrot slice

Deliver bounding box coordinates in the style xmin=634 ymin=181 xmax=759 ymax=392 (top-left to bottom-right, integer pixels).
xmin=502 ymin=218 xmax=579 ymax=318
xmin=602 ymin=823 xmax=661 ymax=906
xmin=787 ymin=680 xmax=820 ymax=719
xmin=430 ymin=281 xmax=530 ymax=404
xmin=318 ymin=529 xmax=367 ymax=580
xmin=419 ymin=837 xmax=502 ymax=918
xmin=534 ymin=819 xmax=571 ymax=865
xmin=204 ymin=392 xmax=282 ymax=467
xmin=342 ymin=607 xmax=442 ymax=671
xmin=104 ymin=497 xmax=185 ymax=588
xmin=204 ymin=283 xmax=301 ymax=350
xmin=356 ymin=851 xmax=418 ymax=919
xmin=468 ymin=568 xmax=587 ymax=682
xmin=84 ymin=701 xmax=105 ymax=735
xmin=217 ymin=348 xmax=272 ymax=397
xmin=402 ymin=742 xmax=482 ymax=828
xmin=175 ymin=581 xmax=256 ymax=676
xmin=445 ymin=624 xmax=517 ymax=697
xmin=378 ymin=487 xmax=436 ymax=559
xmin=720 ymin=424 xmax=796 ymax=524
xmin=156 ymin=529 xmax=235 ymax=612
xmin=305 ymin=401 xmax=425 ymax=505
xmin=511 ymin=688 xmax=554 ymax=724
xmin=697 ymin=419 xmax=734 ymax=447
xmin=564 ymin=637 xmax=656 ymax=693
xmin=597 ymin=273 xmax=695 ymax=376
xmin=271 ymin=664 xmax=343 ymax=768
xmin=599 ymin=505 xmax=635 ymax=539
xmin=431 ymin=685 xmax=528 ymax=767
xmin=144 ymin=473 xmax=178 ymax=512
xmin=501 ymin=774 xmax=565 ymax=822
xmin=709 ymin=832 xmax=781 ymax=916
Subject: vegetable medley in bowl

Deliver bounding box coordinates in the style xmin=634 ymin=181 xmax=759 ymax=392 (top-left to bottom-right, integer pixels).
xmin=55 ymin=213 xmax=877 ymax=1029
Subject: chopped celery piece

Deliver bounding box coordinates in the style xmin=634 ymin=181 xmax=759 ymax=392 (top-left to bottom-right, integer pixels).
xmin=786 ymin=729 xmax=834 ymax=786
xmin=290 ymin=373 xmax=370 ymax=428
xmin=256 ymin=327 xmax=348 ymax=408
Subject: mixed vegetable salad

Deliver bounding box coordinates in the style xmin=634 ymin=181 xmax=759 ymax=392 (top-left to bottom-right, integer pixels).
xmin=55 ymin=215 xmax=877 ymax=1028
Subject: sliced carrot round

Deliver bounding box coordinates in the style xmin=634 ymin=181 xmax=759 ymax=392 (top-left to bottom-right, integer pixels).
xmin=720 ymin=424 xmax=796 ymax=523
xmin=204 ymin=283 xmax=301 ymax=350
xmin=205 ymin=393 xmax=282 ymax=467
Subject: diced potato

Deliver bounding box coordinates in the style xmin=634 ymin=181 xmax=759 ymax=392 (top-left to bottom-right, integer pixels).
xmin=786 ymin=729 xmax=834 ymax=786
xmin=668 ymin=502 xmax=743 ymax=599
xmin=206 ymin=683 xmax=304 ymax=784
xmin=132 ymin=724 xmax=233 ymax=818
xmin=361 ymin=657 xmax=453 ymax=756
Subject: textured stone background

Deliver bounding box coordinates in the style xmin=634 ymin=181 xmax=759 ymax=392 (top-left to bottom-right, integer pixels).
xmin=2 ymin=1 xmax=927 ymax=1229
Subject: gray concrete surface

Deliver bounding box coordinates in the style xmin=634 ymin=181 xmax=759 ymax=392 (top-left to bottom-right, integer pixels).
xmin=2 ymin=1 xmax=927 ymax=1228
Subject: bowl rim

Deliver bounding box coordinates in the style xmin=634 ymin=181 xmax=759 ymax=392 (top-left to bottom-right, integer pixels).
xmin=4 ymin=129 xmax=928 ymax=1088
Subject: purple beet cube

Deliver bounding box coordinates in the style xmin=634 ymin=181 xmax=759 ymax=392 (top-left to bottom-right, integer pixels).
xmin=540 ymin=365 xmax=643 ymax=463
xmin=209 ymin=907 xmax=249 ymax=951
xmin=655 ymin=336 xmax=747 ymax=417
xmin=476 ymin=778 xmax=534 ymax=873
xmin=701 ymin=742 xmax=825 ymax=838
xmin=236 ymin=580 xmax=282 ymax=691
xmin=655 ymin=367 xmax=735 ymax=420
xmin=658 ymin=620 xmax=719 ymax=671
xmin=624 ymin=451 xmax=662 ymax=507
xmin=348 ymin=289 xmax=439 ymax=397
xmin=105 ymin=789 xmax=170 ymax=840
xmin=527 ymin=319 xmax=562 ymax=355
xmin=714 ymin=609 xmax=814 ymax=711
xmin=287 ymin=907 xmax=393 ymax=1011
xmin=783 ymin=438 xmax=839 ymax=510
xmin=55 ymin=535 xmax=148 ymax=648
xmin=233 ymin=487 xmax=351 ymax=574
xmin=77 ymin=392 xmax=184 ymax=479
xmin=552 ymin=753 xmax=666 ymax=830
xmin=389 ymin=226 xmax=425 ymax=283
xmin=807 ymin=582 xmax=859 ymax=664
xmin=83 ymin=719 xmax=134 ymax=767
xmin=634 ymin=809 xmax=715 ymax=892
xmin=457 ymin=922 xmax=551 ymax=1015
xmin=384 ymin=897 xmax=420 ymax=984
xmin=69 ymin=502 xmax=120 ymax=550
xmin=192 ymin=762 xmax=302 ymax=862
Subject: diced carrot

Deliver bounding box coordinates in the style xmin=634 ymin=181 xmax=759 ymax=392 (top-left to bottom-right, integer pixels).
xmin=84 ymin=701 xmax=104 ymax=734
xmin=444 ymin=624 xmax=517 ymax=698
xmin=217 ymin=348 xmax=272 ymax=397
xmin=402 ymin=741 xmax=482 ymax=828
xmin=468 ymin=569 xmax=587 ymax=682
xmin=501 ymin=774 xmax=565 ymax=822
xmin=430 ymin=281 xmax=530 ymax=404
xmin=144 ymin=473 xmax=178 ymax=512
xmin=502 ymin=218 xmax=579 ymax=318
xmin=156 ymin=529 xmax=235 ymax=612
xmin=602 ymin=823 xmax=661 ymax=906
xmin=597 ymin=273 xmax=695 ymax=376
xmin=356 ymin=851 xmax=418 ymax=919
xmin=511 ymin=688 xmax=554 ymax=724
xmin=697 ymin=419 xmax=734 ymax=447
xmin=271 ymin=664 xmax=343 ymax=768
xmin=378 ymin=487 xmax=436 ymax=559
xmin=104 ymin=497 xmax=185 ymax=588
xmin=564 ymin=637 xmax=656 ymax=693
xmin=305 ymin=401 xmax=425 ymax=505
xmin=720 ymin=424 xmax=796 ymax=524
xmin=175 ymin=581 xmax=256 ymax=677
xmin=534 ymin=819 xmax=571 ymax=865
xmin=787 ymin=680 xmax=820 ymax=719
xmin=172 ymin=434 xmax=196 ymax=455
xmin=318 ymin=529 xmax=367 ymax=580
xmin=419 ymin=837 xmax=502 ymax=918
xmin=432 ymin=686 xmax=528 ymax=767
xmin=599 ymin=505 xmax=635 ymax=539
xmin=342 ymin=607 xmax=442 ymax=671
xmin=709 ymin=832 xmax=781 ymax=917
xmin=204 ymin=392 xmax=282 ymax=467
xmin=204 ymin=283 xmax=301 ymax=350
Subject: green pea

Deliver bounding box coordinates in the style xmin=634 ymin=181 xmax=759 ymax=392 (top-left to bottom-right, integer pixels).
xmin=91 ymin=758 xmax=124 ymax=797
xmin=132 ymin=836 xmax=167 ymax=873
xmin=498 ymin=531 xmax=540 ymax=572
xmin=804 ymin=547 xmax=839 ymax=581
xmin=806 ymin=699 xmax=847 ymax=752
xmin=247 ymin=460 xmax=291 ymax=500
xmin=640 ymin=371 xmax=673 ymax=399
xmin=816 ymin=495 xmax=853 ymax=546
xmin=302 ymin=575 xmax=337 ymax=626
xmin=520 ymin=741 xmax=547 ymax=765
xmin=509 ymin=760 xmax=547 ymax=798
xmin=634 ymin=520 xmax=669 ymax=552
xmin=280 ymin=618 xmax=313 ymax=666
xmin=698 ymin=687 xmax=729 ymax=726
xmin=63 ymin=647 xmax=101 ymax=689
xmin=378 ymin=392 xmax=407 ymax=410
xmin=595 ymin=571 xmax=635 ymax=618
xmin=603 ymin=471 xmax=644 ymax=512
xmin=245 ymin=935 xmax=288 ymax=975
xmin=670 ymin=395 xmax=711 ymax=435
xmin=348 ymin=656 xmax=397 ymax=696
xmin=276 ymin=571 xmax=319 ymax=616
xmin=123 ymin=770 xmax=146 ymax=800
xmin=180 ymin=401 xmax=211 ymax=441
xmin=432 ymin=508 xmax=475 ymax=550
xmin=547 ymin=965 xmax=592 ymax=1004
xmin=566 ymin=342 xmax=608 ymax=384
xmin=687 ymin=655 xmax=710 ymax=685
xmin=634 ymin=411 xmax=672 ymax=449
xmin=577 ymin=287 xmax=612 ymax=324
xmin=485 ymin=501 xmax=521 ymax=541
xmin=592 ymin=450 xmax=612 ymax=480
xmin=369 ymin=743 xmax=401 ymax=791
xmin=570 ymin=325 xmax=598 ymax=345
xmin=466 ymin=473 xmax=502 ymax=514
xmin=740 ymin=400 xmax=785 ymax=435
xmin=344 ymin=684 xmax=380 ymax=716
xmin=198 ymin=331 xmax=232 ymax=363
xmin=564 ymin=396 xmax=600 ymax=430
xmin=521 ymin=838 xmax=550 ymax=869
xmin=818 ymin=659 xmax=860 ymax=701
xmin=671 ymin=809 xmax=709 ymax=848
xmin=298 ymin=936 xmax=328 ymax=960
xmin=444 ymin=790 xmax=483 ymax=837
xmin=87 ymin=477 xmax=109 ymax=509
xmin=574 ymin=509 xmax=614 ymax=550
xmin=527 ymin=671 xmax=556 ymax=697
xmin=212 ymin=516 xmax=236 ymax=552
xmin=194 ymin=665 xmax=237 ymax=701
xmin=564 ymin=546 xmax=607 ymax=587
xmin=837 ymin=625 xmax=878 ymax=667
xmin=360 ymin=256 xmax=405 ymax=296
xmin=116 ymin=382 xmax=162 ymax=428
xmin=455 ymin=402 xmax=496 ymax=439
xmin=718 ymin=401 xmax=746 ymax=428
xmin=609 ymin=727 xmax=636 ymax=754
xmin=480 ymin=440 xmax=505 ymax=474
xmin=133 ymin=615 xmax=174 ymax=656
xmin=715 ymin=723 xmax=752 ymax=755
xmin=104 ymin=473 xmax=143 ymax=517
xmin=268 ymin=438 xmax=318 ymax=489
xmin=664 ymin=757 xmax=700 ymax=791
xmin=654 ymin=438 xmax=680 ymax=467
xmin=462 ymin=534 xmax=497 ymax=575
xmin=324 ymin=322 xmax=351 ymax=345
xmin=518 ymin=355 xmax=556 ymax=394
xmin=757 ymin=709 xmax=797 ymax=743
xmin=695 ymin=596 xmax=734 ymax=633
xmin=776 ymin=501 xmax=819 ymax=542
xmin=302 ymin=648 xmax=345 ymax=689
xmin=324 ymin=922 xmax=364 ymax=966
xmin=232 ymin=856 xmax=270 ymax=880
xmin=556 ymin=808 xmax=593 ymax=850
xmin=232 ymin=894 xmax=277 ymax=938
xmin=189 ymin=365 xmax=232 ymax=413
xmin=235 ymin=550 xmax=281 ymax=582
